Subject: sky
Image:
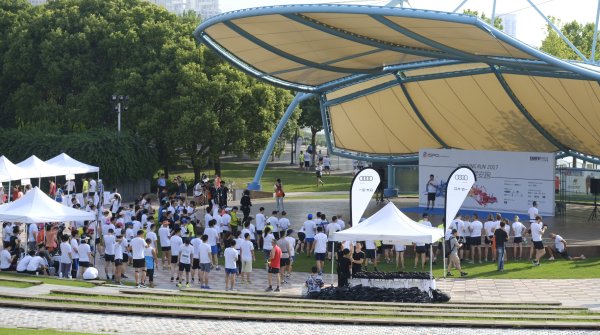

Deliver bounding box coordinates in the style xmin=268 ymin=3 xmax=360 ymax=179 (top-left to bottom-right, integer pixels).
xmin=219 ymin=0 xmax=600 ymax=48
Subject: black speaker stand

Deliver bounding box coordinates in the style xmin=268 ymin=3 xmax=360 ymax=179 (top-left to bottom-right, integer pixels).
xmin=588 ymin=194 xmax=599 ymax=222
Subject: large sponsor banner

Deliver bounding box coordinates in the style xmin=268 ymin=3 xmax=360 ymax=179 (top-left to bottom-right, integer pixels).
xmin=419 ymin=149 xmax=555 ymax=216
xmin=350 ymin=168 xmax=380 ymax=225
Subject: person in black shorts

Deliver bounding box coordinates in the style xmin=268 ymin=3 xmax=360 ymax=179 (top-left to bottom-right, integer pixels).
xmin=414 ymin=244 xmax=427 ymax=270
xmin=296 ymin=230 xmax=306 ymax=254
xmin=425 ymin=174 xmax=437 ymax=210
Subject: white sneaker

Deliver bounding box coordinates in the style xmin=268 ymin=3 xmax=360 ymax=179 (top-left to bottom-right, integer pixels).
xmin=548 ymin=257 xmax=555 ymax=261
xmin=581 ymin=254 xmax=586 ymax=260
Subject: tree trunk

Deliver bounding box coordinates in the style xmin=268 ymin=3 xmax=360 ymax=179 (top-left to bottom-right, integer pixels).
xmin=311 ymin=127 xmax=318 ymax=167
xmin=213 ymin=155 xmax=222 ymax=177
xmin=163 ymin=166 xmax=169 ymax=180
xmin=190 ymin=154 xmax=201 ymax=185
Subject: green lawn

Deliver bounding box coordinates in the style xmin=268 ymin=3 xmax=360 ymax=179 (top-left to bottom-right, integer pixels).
xmin=0 ymin=329 xmax=93 ymax=335
xmin=172 ymin=162 xmax=353 ymax=192
xmin=249 ymin=250 xmax=600 ymax=279
xmin=0 ymin=279 xmax=34 ymax=288
xmin=0 ymin=273 xmax=95 ymax=288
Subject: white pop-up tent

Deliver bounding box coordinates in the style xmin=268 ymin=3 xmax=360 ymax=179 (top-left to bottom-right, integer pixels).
xmin=332 ymin=202 xmax=444 ymax=281
xmin=45 ymin=153 xmax=99 ymax=175
xmin=332 ymin=202 xmax=443 ymax=244
xmin=17 ymin=155 xmax=64 ymax=181
xmin=0 ymin=187 xmax=96 ymax=223
xmin=0 ymin=156 xmax=28 ymax=182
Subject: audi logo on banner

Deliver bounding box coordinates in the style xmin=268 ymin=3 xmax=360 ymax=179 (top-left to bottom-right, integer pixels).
xmin=359 ymin=176 xmax=374 ymax=181
xmin=454 ymin=174 xmax=470 ymax=181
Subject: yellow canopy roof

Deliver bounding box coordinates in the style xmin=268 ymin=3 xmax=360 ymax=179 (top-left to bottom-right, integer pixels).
xmin=195 ymin=5 xmax=600 ymax=159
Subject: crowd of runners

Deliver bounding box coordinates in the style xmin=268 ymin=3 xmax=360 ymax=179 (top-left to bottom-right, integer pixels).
xmin=0 ymin=178 xmax=590 ymax=293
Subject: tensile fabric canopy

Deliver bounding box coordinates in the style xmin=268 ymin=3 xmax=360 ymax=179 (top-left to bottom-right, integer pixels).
xmin=16 ymin=155 xmax=64 ymax=179
xmin=0 ymin=156 xmax=27 ymax=183
xmin=45 ymin=153 xmax=99 ymax=175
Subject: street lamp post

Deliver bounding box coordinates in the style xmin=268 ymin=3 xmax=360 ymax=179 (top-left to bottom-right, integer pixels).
xmin=111 ymin=94 xmax=129 ymax=133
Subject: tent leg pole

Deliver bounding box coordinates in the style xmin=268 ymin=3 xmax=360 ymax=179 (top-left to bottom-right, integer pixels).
xmin=443 ymin=239 xmax=446 ymax=278
xmin=429 ymin=244 xmax=433 ymax=279
xmin=331 ymin=242 xmax=335 ymax=286
xmin=8 ymin=181 xmax=11 ymax=203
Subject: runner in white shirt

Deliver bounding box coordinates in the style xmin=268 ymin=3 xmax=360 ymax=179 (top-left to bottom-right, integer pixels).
xmin=530 ymin=216 xmax=547 ymax=266
xmin=483 ymin=214 xmax=496 ymax=262
xmin=240 ymin=233 xmax=255 ymax=284
xmin=337 ymin=215 xmax=346 ymax=230
xmin=204 ymin=220 xmax=220 ymax=270
xmin=469 ymin=214 xmax=483 ymax=263
xmin=284 ymin=229 xmax=296 ymax=277
xmin=224 ymin=241 xmax=239 ymax=291
xmin=27 ymin=223 xmax=38 ymax=252
xmin=190 ymin=236 xmax=202 ymax=284
xmin=158 ymin=220 xmax=171 ymax=270
xmin=204 ymin=208 xmax=213 ymax=227
xmin=549 ymin=233 xmax=586 ymax=261
xmin=26 ymin=255 xmax=48 ymax=275
xmin=267 ymin=212 xmax=280 ymax=239
xmin=78 ymin=238 xmax=92 ymax=278
xmin=241 ymin=220 xmax=256 ymax=247
xmin=255 ymin=207 xmax=266 ymax=249
xmin=313 ymin=227 xmax=328 ymax=274
xmin=221 ymin=211 xmax=232 ymax=233
xmin=177 ymin=237 xmax=194 ymax=288
xmin=130 ymin=230 xmax=147 ymax=288
xmin=103 ymin=230 xmax=116 ymax=280
xmin=170 ymin=228 xmax=183 ymax=282
xmin=303 ymin=214 xmax=317 ymax=254
xmin=145 ymin=224 xmax=158 ymax=250
xmin=59 ymin=235 xmax=73 ymax=279
xmin=528 ymin=201 xmax=539 ymax=224
xmin=262 ymin=227 xmax=275 ymax=264
xmin=459 ymin=215 xmax=471 ymax=261
xmin=198 ymin=235 xmax=213 ymax=289
xmin=69 ymin=232 xmax=80 ymax=279
xmin=16 ymin=251 xmax=33 ymax=273
xmin=278 ymin=211 xmax=290 ymax=236
xmin=511 ymin=216 xmax=526 ymax=260
xmin=326 ymin=217 xmax=341 ymax=260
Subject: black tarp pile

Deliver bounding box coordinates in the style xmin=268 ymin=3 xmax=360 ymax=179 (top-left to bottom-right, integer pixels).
xmin=351 ymin=271 xmax=432 ymax=280
xmin=306 ymin=285 xmax=450 ymax=303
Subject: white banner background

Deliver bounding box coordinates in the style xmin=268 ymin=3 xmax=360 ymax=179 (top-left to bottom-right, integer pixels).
xmin=445 ymin=167 xmax=476 ymax=228
xmin=419 ymin=149 xmax=555 ymax=216
xmin=350 ymin=168 xmax=380 ymax=225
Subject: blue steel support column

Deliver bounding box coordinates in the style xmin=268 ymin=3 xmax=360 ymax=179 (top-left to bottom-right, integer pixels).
xmin=247 ymin=92 xmax=313 ymax=191
xmin=384 ymin=163 xmax=398 ymax=197
xmin=592 ymin=0 xmax=600 ymax=62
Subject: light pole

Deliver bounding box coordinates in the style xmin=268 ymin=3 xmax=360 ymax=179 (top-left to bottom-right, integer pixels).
xmin=111 ymin=94 xmax=129 ymax=133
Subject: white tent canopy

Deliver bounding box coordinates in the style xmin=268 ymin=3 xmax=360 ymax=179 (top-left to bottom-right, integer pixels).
xmin=45 ymin=153 xmax=99 ymax=175
xmin=332 ymin=202 xmax=443 ymax=244
xmin=0 ymin=187 xmax=96 ymax=223
xmin=0 ymin=156 xmax=27 ymax=182
xmin=16 ymin=155 xmax=64 ymax=179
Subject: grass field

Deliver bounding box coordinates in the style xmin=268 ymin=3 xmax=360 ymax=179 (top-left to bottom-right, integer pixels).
xmin=248 ymin=250 xmax=600 ymax=279
xmin=0 ymin=279 xmax=34 ymax=288
xmin=172 ymin=162 xmax=353 ymax=193
xmin=0 ymin=273 xmax=95 ymax=288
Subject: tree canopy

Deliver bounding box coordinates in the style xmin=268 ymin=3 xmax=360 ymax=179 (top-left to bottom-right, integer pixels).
xmin=540 ymin=17 xmax=599 ymax=62
xmin=0 ymin=0 xmax=294 ymax=183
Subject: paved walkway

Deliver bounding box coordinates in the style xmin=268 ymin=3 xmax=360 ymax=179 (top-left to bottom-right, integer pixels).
xmin=0 ymin=308 xmax=598 ymax=335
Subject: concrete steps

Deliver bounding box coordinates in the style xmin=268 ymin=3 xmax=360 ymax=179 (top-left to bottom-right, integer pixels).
xmin=0 ymin=289 xmax=597 ymax=329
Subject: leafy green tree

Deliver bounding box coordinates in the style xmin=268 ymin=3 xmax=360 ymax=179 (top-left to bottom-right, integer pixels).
xmin=463 ymin=9 xmax=503 ymax=30
xmin=299 ymin=96 xmax=322 ymax=166
xmin=540 ymin=17 xmax=598 ymax=61
xmin=0 ymin=0 xmax=295 ymax=183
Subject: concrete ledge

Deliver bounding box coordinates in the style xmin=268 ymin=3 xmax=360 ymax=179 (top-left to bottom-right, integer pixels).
xmin=49 ymin=290 xmax=586 ymax=315
xmin=0 ymin=299 xmax=598 ymax=330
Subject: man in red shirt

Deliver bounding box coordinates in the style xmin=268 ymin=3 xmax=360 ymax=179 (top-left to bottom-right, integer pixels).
xmin=266 ymin=238 xmax=282 ymax=292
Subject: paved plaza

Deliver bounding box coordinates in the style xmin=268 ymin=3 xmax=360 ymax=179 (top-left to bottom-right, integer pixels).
xmin=1 ymin=307 xmax=599 ymax=335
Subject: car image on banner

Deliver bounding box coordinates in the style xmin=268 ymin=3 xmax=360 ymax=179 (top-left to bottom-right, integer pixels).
xmin=419 ymin=149 xmax=555 ymax=216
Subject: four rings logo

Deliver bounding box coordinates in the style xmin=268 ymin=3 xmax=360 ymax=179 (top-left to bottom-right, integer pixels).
xmin=359 ymin=176 xmax=374 ymax=181
xmin=454 ymin=174 xmax=469 ymax=181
